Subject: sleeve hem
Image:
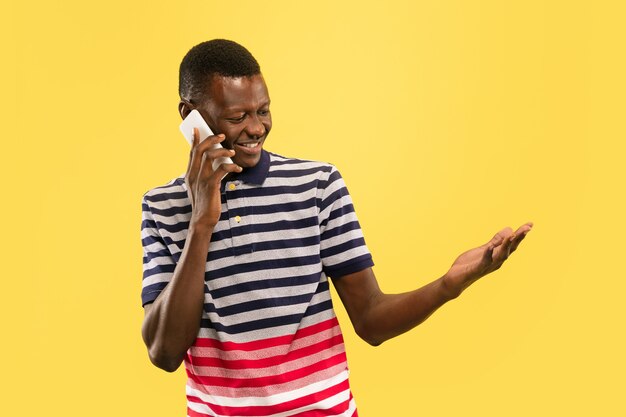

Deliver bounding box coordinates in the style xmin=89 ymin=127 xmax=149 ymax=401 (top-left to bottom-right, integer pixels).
xmin=141 ymin=291 xmax=161 ymax=307
xmin=324 ymin=257 xmax=374 ymax=279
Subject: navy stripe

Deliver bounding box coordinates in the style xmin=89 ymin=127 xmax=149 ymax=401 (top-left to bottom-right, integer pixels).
xmin=249 ymin=197 xmax=317 ymax=215
xmin=206 ymin=235 xmax=321 ymax=262
xmin=324 ymin=255 xmax=374 ymax=278
xmin=149 ymin=204 xmax=191 ymax=217
xmin=320 ymin=237 xmax=367 ymax=259
xmin=204 ymin=281 xmax=329 ymax=317
xmin=141 ymin=234 xmax=168 ymax=248
xmin=321 ymin=220 xmax=362 ymax=240
xmin=206 ymin=255 xmax=322 ymax=282
xmin=320 ymin=204 xmax=355 ymax=229
xmin=208 ymin=216 xmax=319 ymax=244
xmin=154 ymin=219 xmax=191 ymax=234
xmin=143 ymin=248 xmax=172 ymax=261
xmin=267 ymin=156 xmax=326 ymax=166
xmin=225 ymin=179 xmax=321 ymax=199
xmin=200 ymin=299 xmax=333 ymax=335
xmin=141 ymin=218 xmax=158 ymax=230
xmin=141 ymin=282 xmax=169 ymax=305
xmin=143 ymin=263 xmax=175 ymax=279
xmin=319 ymin=187 xmax=348 ymax=213
xmin=144 ymin=190 xmax=188 ymax=203
xmin=207 ymin=272 xmax=322 ymax=299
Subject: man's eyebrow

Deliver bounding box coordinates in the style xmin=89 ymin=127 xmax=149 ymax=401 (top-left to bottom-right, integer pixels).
xmin=223 ymin=100 xmax=271 ymax=112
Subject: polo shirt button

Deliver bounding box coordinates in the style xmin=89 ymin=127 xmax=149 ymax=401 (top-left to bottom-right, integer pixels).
xmin=235 ymin=215 xmax=242 ymax=223
xmin=228 ymin=183 xmax=236 ymax=191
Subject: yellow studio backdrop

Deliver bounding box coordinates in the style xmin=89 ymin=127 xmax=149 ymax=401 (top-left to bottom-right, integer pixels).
xmin=2 ymin=1 xmax=624 ymax=416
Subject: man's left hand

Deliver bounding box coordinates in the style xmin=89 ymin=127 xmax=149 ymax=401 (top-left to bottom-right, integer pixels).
xmin=441 ymin=222 xmax=534 ymax=299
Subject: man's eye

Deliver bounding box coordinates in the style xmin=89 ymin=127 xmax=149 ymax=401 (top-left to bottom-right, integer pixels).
xmin=228 ymin=115 xmax=246 ymax=122
xmin=258 ymin=109 xmax=270 ymax=116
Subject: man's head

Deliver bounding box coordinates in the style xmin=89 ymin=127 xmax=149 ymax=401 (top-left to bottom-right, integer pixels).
xmin=179 ymin=39 xmax=271 ymax=169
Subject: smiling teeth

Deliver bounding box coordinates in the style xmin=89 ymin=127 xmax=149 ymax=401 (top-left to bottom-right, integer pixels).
xmin=242 ymin=142 xmax=259 ymax=148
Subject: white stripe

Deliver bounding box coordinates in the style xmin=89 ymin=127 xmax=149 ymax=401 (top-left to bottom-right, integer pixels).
xmin=323 ymin=246 xmax=371 ymax=268
xmin=203 ymin=292 xmax=332 ymax=330
xmin=320 ymin=228 xmax=366 ymax=252
xmin=207 ymin=263 xmax=322 ymax=292
xmin=144 ymin=254 xmax=175 ymax=271
xmin=186 ymin=369 xmax=349 ymax=409
xmin=208 ymin=281 xmax=323 ymax=309
xmin=141 ymin=235 xmax=168 ymax=250
xmin=142 ymin=272 xmax=174 ymax=287
xmin=318 ymin=194 xmax=354 ymax=226
xmin=323 ymin=211 xmax=360 ymax=234
xmin=269 ymin=159 xmax=332 ymax=171
xmin=262 ymin=171 xmax=327 ymax=187
xmin=190 ymin=324 xmax=340 ymax=359
xmin=205 ymin=242 xmax=319 ymax=271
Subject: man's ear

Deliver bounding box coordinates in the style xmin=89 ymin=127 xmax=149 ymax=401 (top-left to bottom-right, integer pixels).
xmin=179 ymin=100 xmax=193 ymax=120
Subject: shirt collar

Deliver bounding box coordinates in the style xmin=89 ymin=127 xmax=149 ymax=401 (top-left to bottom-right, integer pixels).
xmin=226 ymin=149 xmax=270 ymax=186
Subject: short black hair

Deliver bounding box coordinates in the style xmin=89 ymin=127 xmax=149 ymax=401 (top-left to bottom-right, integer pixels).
xmin=179 ymin=39 xmax=261 ymax=103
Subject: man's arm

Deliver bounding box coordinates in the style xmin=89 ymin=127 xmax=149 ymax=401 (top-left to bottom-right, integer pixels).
xmin=331 ymin=223 xmax=533 ymax=346
xmin=141 ymin=130 xmax=241 ymax=372
xmin=142 ymin=226 xmax=213 ymax=372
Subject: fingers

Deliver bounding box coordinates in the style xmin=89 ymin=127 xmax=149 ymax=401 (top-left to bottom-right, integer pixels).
xmin=185 ymin=128 xmax=200 ymax=176
xmin=493 ymin=222 xmax=534 ymax=262
xmin=510 ymin=222 xmax=533 ymax=253
xmin=187 ymin=133 xmax=232 ymax=178
xmin=487 ymin=227 xmax=516 ymax=265
xmin=213 ymin=162 xmax=243 ymax=178
xmin=495 ymin=227 xmax=513 ymax=241
xmin=482 ymin=242 xmax=496 ymax=267
xmin=193 ymin=127 xmax=200 ymax=146
xmin=487 ymin=230 xmax=506 ymax=249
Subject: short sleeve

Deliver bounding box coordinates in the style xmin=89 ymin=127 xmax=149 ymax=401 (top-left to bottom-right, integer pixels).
xmin=317 ymin=167 xmax=374 ymax=278
xmin=140 ymin=196 xmax=176 ymax=306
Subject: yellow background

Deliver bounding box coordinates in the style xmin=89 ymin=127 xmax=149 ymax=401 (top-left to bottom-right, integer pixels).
xmin=2 ymin=1 xmax=624 ymax=416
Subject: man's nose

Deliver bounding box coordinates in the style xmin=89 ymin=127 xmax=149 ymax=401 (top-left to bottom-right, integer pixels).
xmin=245 ymin=115 xmax=265 ymax=138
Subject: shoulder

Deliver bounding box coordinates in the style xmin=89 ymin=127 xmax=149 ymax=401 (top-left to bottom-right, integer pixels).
xmin=266 ymin=152 xmax=340 ymax=182
xmin=142 ymin=174 xmax=187 ymax=207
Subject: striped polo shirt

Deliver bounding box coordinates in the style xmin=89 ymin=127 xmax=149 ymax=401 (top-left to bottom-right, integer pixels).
xmin=141 ymin=150 xmax=374 ymax=417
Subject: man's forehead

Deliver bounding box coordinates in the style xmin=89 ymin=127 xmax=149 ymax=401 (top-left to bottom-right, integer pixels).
xmin=204 ymin=74 xmax=269 ymax=105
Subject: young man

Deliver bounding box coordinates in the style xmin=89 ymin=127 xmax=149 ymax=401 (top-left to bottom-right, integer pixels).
xmin=140 ymin=39 xmax=532 ymax=416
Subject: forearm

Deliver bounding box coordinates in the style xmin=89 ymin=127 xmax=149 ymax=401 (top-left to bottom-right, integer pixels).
xmin=142 ymin=225 xmax=212 ymax=371
xmin=357 ymin=276 xmax=456 ymax=346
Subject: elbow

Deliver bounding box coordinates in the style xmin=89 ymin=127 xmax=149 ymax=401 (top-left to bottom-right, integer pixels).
xmin=363 ymin=337 xmax=384 ymax=347
xmin=354 ymin=322 xmax=385 ymax=347
xmin=148 ymin=345 xmax=184 ymax=373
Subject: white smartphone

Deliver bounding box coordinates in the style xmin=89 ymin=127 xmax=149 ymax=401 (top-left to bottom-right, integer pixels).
xmin=179 ymin=109 xmax=234 ymax=173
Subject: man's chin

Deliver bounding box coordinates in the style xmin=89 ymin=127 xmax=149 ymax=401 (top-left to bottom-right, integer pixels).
xmin=234 ymin=152 xmax=262 ymax=169
xmin=233 ymin=141 xmax=264 ymax=168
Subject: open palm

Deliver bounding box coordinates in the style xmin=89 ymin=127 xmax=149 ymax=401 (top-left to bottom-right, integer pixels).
xmin=443 ymin=223 xmax=533 ymax=298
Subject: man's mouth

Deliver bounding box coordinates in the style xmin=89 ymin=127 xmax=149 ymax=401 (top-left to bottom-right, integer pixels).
xmin=235 ymin=140 xmax=263 ymax=155
xmin=241 ymin=142 xmax=260 ymax=148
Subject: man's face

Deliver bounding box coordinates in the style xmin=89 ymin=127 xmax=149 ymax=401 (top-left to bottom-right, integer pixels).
xmin=193 ymin=74 xmax=272 ymax=169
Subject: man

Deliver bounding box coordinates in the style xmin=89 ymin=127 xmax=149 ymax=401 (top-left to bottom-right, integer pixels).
xmin=140 ymin=39 xmax=532 ymax=416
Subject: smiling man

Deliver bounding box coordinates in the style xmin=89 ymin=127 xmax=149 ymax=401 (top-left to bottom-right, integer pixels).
xmin=140 ymin=39 xmax=532 ymax=417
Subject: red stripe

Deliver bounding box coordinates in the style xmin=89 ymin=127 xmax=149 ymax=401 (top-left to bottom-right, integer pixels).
xmin=189 ymin=334 xmax=344 ymax=370
xmin=185 ymin=362 xmax=349 ymax=398
xmin=186 ymin=351 xmax=347 ymax=389
xmin=192 ymin=317 xmax=339 ymax=352
xmin=187 ymin=378 xmax=351 ymax=416
xmin=187 ymin=408 xmax=209 ymax=417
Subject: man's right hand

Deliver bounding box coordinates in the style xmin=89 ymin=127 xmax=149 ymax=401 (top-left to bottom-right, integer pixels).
xmin=184 ymin=127 xmax=242 ymax=228
xmin=142 ymin=128 xmax=242 ymax=372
